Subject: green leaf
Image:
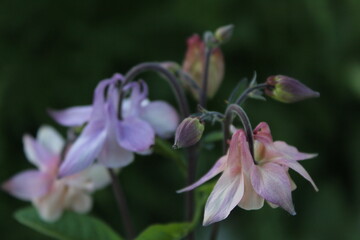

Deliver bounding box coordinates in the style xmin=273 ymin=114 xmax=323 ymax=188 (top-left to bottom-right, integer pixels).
xmin=135 ymin=222 xmax=192 ymax=240
xmin=15 ymin=207 xmax=123 ymax=240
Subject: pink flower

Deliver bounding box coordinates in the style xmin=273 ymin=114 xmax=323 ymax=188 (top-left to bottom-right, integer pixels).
xmin=178 ymin=122 xmax=318 ymax=225
xmin=2 ymin=126 xmax=110 ymax=222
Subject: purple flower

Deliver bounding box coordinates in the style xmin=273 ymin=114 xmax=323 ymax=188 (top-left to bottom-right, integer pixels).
xmin=178 ymin=122 xmax=318 ymax=225
xmin=2 ymin=126 xmax=110 ymax=222
xmin=50 ymin=74 xmax=179 ymax=177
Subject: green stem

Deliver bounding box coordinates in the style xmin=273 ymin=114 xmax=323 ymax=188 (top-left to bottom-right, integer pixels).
xmin=200 ymin=47 xmax=212 ymax=108
xmin=235 ymin=83 xmax=269 ymax=105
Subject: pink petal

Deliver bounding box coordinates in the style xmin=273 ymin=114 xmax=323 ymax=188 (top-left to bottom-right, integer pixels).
xmin=250 ymin=163 xmax=296 ymax=215
xmin=203 ymin=168 xmax=244 ymax=226
xmin=228 ymin=130 xmax=253 ymax=173
xmin=253 ymin=122 xmax=273 ymax=145
xmin=48 ymin=106 xmax=92 ymax=127
xmin=23 ymin=135 xmax=56 ymax=171
xmin=2 ymin=170 xmax=52 ymax=200
xmin=177 ymin=155 xmax=227 ymax=193
xmin=59 ymin=120 xmax=107 ymax=177
xmin=273 ymin=141 xmax=318 ymax=161
xmin=116 ymin=117 xmax=155 ymax=152
xmin=140 ymin=101 xmax=179 ymax=139
xmin=286 ymin=160 xmax=318 ymax=191
xmin=238 ymin=175 xmax=264 ymax=210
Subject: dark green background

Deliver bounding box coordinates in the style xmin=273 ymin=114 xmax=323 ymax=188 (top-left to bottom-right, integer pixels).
xmin=1 ymin=0 xmax=359 ymax=239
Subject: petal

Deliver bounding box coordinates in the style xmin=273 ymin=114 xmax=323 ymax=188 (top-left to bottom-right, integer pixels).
xmin=59 ymin=121 xmax=107 ymax=177
xmin=98 ymin=130 xmax=134 ymax=168
xmin=228 ymin=130 xmax=253 ymax=173
xmin=91 ymin=79 xmax=114 ymax=120
xmin=273 ymin=141 xmax=318 ymax=161
xmin=286 ymin=160 xmax=318 ymax=191
xmin=177 ymin=155 xmax=227 ymax=193
xmin=23 ymin=135 xmax=56 ymax=170
xmin=238 ymin=175 xmax=264 ymax=210
xmin=253 ymin=122 xmax=273 ymax=145
xmin=116 ymin=117 xmax=155 ymax=152
xmin=85 ymin=164 xmax=111 ymax=190
xmin=203 ymin=168 xmax=244 ymax=226
xmin=140 ymin=101 xmax=179 ymax=139
xmin=64 ymin=188 xmax=93 ymax=214
xmin=37 ymin=125 xmax=65 ymax=155
xmin=250 ymin=163 xmax=295 ymax=215
xmin=33 ymin=182 xmax=66 ymax=222
xmin=48 ymin=106 xmax=92 ymax=127
xmin=3 ymin=170 xmax=52 ymax=200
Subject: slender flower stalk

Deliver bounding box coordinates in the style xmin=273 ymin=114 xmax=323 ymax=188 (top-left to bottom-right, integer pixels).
xmin=235 ymin=83 xmax=270 ymax=105
xmin=108 ymin=169 xmax=135 ymax=240
xmin=200 ymin=47 xmax=213 ymax=108
xmin=223 ymin=104 xmax=255 ymax=159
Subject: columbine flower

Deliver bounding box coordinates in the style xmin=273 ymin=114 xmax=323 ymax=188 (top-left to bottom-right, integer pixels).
xmin=50 ymin=74 xmax=179 ymax=177
xmin=2 ymin=126 xmax=110 ymax=222
xmin=182 ymin=34 xmax=224 ymax=99
xmin=265 ymin=75 xmax=320 ymax=103
xmin=178 ymin=122 xmax=318 ymax=225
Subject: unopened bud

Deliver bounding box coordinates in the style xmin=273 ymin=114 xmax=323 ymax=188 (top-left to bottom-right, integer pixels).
xmin=173 ymin=117 xmax=205 ymax=149
xmin=215 ymin=24 xmax=234 ymax=44
xmin=182 ymin=34 xmax=224 ymax=99
xmin=265 ymin=75 xmax=320 ymax=103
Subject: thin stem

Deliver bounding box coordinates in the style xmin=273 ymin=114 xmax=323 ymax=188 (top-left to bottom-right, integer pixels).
xmin=119 ymin=62 xmax=190 ymax=119
xmin=235 ymin=83 xmax=269 ymax=105
xmin=108 ymin=169 xmax=135 ymax=240
xmin=210 ymin=223 xmax=220 ymax=240
xmin=223 ymin=104 xmax=255 ymax=160
xmin=200 ymin=47 xmax=212 ymax=108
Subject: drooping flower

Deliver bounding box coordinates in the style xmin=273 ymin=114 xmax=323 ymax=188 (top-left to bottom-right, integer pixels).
xmin=178 ymin=122 xmax=318 ymax=225
xmin=182 ymin=34 xmax=224 ymax=99
xmin=265 ymin=75 xmax=320 ymax=103
xmin=50 ymin=74 xmax=179 ymax=177
xmin=2 ymin=126 xmax=110 ymax=222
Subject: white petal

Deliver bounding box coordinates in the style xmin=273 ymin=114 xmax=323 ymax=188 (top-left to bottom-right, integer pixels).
xmin=37 ymin=125 xmax=65 ymax=155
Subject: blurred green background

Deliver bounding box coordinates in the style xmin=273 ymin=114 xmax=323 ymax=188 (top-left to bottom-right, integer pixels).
xmin=1 ymin=0 xmax=359 ymax=239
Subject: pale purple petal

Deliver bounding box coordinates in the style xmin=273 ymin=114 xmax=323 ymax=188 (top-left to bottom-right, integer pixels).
xmin=238 ymin=175 xmax=264 ymax=210
xmin=2 ymin=170 xmax=52 ymax=200
xmin=48 ymin=106 xmax=92 ymax=127
xmin=253 ymin=122 xmax=273 ymax=145
xmin=37 ymin=125 xmax=65 ymax=155
xmin=273 ymin=141 xmax=318 ymax=161
xmin=286 ymin=160 xmax=318 ymax=191
xmin=177 ymin=156 xmax=227 ymax=193
xmin=59 ymin=121 xmax=107 ymax=177
xmin=116 ymin=117 xmax=155 ymax=152
xmin=91 ymin=79 xmax=114 ymax=120
xmin=140 ymin=101 xmax=179 ymax=139
xmin=23 ymin=135 xmax=56 ymax=171
xmin=98 ymin=130 xmax=134 ymax=168
xmin=250 ymin=163 xmax=295 ymax=215
xmin=203 ymin=169 xmax=244 ymax=226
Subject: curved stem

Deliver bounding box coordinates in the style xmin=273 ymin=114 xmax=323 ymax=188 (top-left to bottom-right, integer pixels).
xmin=118 ymin=62 xmax=190 ymax=119
xmin=108 ymin=169 xmax=135 ymax=240
xmin=235 ymin=83 xmax=269 ymax=105
xmin=200 ymin=47 xmax=212 ymax=108
xmin=223 ymin=104 xmax=255 ymax=160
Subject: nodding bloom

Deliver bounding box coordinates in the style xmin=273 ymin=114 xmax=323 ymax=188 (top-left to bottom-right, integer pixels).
xmin=178 ymin=122 xmax=318 ymax=226
xmin=2 ymin=126 xmax=110 ymax=222
xmin=50 ymin=74 xmax=179 ymax=177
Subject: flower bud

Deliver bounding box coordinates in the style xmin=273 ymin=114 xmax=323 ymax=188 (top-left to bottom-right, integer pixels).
xmin=173 ymin=117 xmax=205 ymax=149
xmin=182 ymin=34 xmax=224 ymax=99
xmin=265 ymin=75 xmax=320 ymax=103
xmin=215 ymin=24 xmax=234 ymax=44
